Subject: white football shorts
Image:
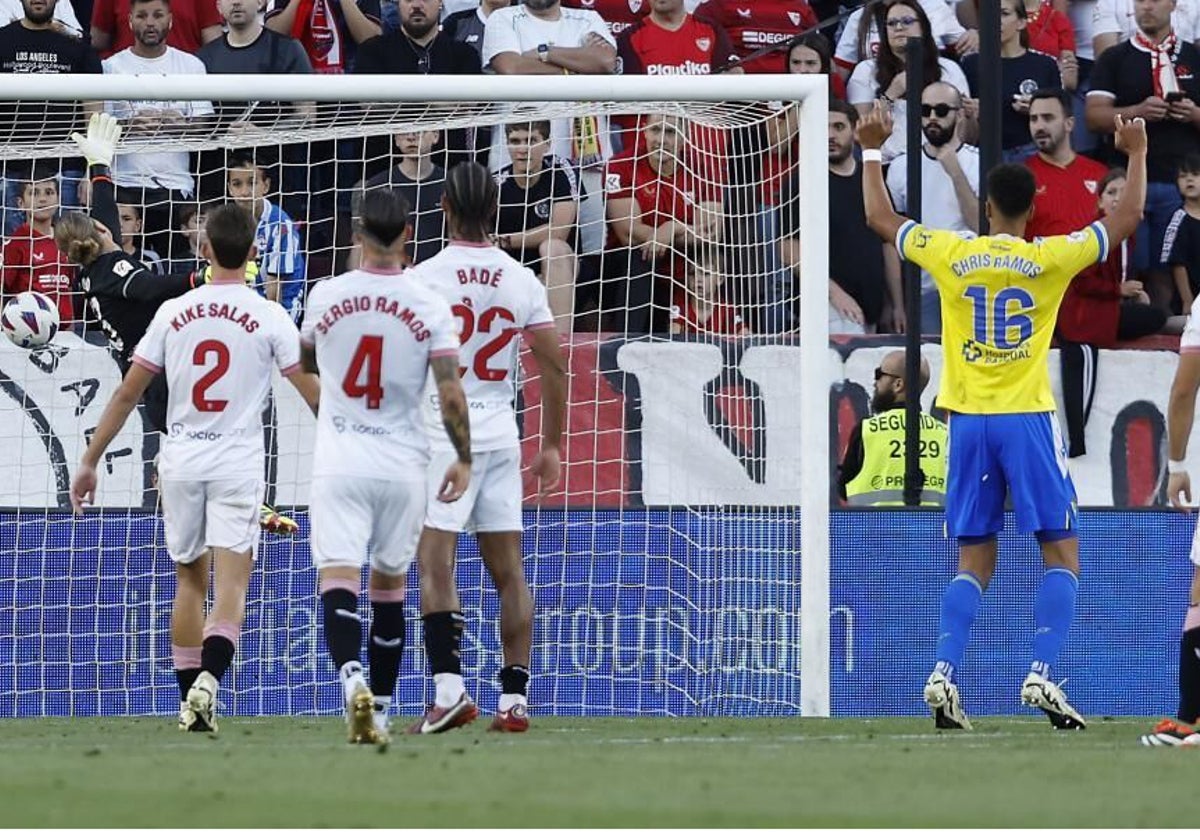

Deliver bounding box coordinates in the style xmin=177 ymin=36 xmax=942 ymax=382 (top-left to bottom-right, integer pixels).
xmin=158 ymin=478 xmax=264 ymax=564
xmin=425 ymin=447 xmax=523 ymax=534
xmin=310 ymin=475 xmax=425 ymax=575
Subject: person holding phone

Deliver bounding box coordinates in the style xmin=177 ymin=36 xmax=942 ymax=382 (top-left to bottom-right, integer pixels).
xmin=1085 ymin=0 xmax=1200 ymax=314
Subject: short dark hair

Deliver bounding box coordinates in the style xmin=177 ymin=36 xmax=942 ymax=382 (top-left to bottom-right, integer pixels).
xmin=130 ymin=0 xmax=170 ymax=6
xmin=1098 ymin=167 xmax=1126 ymax=196
xmin=226 ymin=148 xmax=275 ymax=186
xmin=18 ymin=160 xmax=60 ymax=188
xmin=205 ymin=203 xmax=258 ymax=269
xmin=986 ymin=163 xmax=1037 ymax=219
xmin=1029 ymin=87 xmax=1073 ymax=116
xmin=356 ymin=188 xmax=412 ymax=248
xmin=115 ymin=187 xmax=144 ymax=219
xmin=506 ymin=120 xmax=552 ymax=141
xmin=829 ymin=98 xmax=858 ymax=128
xmin=443 ymin=161 xmax=498 ymax=240
xmin=1179 ymin=154 xmax=1200 ymax=176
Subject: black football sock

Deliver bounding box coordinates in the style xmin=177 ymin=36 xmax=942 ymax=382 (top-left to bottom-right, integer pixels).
xmin=1180 ymin=625 xmax=1200 ymax=724
xmin=200 ymin=635 xmax=236 ymax=681
xmin=321 ymin=588 xmax=362 ymax=670
xmin=499 ymin=664 xmax=530 ymax=697
xmin=423 ymin=611 xmax=464 ymax=676
xmin=175 ymin=668 xmax=201 ymax=702
xmin=368 ymin=599 xmax=406 ymax=700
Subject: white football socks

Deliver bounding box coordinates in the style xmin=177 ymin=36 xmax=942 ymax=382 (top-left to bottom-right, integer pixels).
xmin=339 ymin=661 xmax=366 ymax=704
xmin=434 ymin=672 xmax=465 ymax=708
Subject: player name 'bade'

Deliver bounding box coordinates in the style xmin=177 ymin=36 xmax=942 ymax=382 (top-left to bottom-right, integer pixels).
xmin=314 ymin=295 xmax=432 ymax=341
xmin=458 ymin=267 xmax=504 ymax=287
xmin=950 ymin=253 xmax=1042 ymax=279
xmin=170 ymin=303 xmax=260 ymax=333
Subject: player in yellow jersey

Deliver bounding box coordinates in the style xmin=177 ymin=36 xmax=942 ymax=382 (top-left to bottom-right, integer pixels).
xmin=858 ymin=104 xmax=1148 ymax=731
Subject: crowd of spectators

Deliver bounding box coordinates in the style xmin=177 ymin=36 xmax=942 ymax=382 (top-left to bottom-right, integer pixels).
xmin=0 ymin=0 xmax=1198 ymax=346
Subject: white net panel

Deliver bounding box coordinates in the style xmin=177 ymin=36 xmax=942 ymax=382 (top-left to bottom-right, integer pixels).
xmin=0 ymin=75 xmax=822 ymax=717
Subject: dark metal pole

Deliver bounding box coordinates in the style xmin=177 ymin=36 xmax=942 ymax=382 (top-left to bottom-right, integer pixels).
xmin=903 ymin=36 xmax=924 ymax=507
xmin=978 ymin=0 xmax=1002 ymax=233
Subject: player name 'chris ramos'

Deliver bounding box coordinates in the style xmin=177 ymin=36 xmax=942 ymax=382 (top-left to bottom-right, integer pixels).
xmin=314 ymin=295 xmax=433 ymax=341
xmin=950 ymin=253 xmax=1042 ymax=279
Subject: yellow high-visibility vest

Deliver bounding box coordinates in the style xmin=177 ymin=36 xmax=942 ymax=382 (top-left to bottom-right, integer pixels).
xmin=844 ymin=409 xmax=948 ymax=506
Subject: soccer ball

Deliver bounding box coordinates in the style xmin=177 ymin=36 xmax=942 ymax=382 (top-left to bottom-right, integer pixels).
xmin=1 ymin=291 xmax=60 ymax=348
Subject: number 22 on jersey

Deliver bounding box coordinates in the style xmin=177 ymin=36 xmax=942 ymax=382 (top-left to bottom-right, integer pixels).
xmin=452 ymin=301 xmax=517 ymax=382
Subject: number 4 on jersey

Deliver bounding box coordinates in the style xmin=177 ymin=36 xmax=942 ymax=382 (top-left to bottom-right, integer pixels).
xmin=343 ymin=334 xmax=384 ymax=409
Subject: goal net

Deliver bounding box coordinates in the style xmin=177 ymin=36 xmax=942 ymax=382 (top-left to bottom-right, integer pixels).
xmin=0 ymin=74 xmax=830 ymax=718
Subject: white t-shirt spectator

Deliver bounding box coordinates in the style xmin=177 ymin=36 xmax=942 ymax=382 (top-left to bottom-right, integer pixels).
xmin=847 ymin=57 xmax=970 ymax=163
xmin=886 ymin=143 xmax=980 ymax=290
xmin=0 ymin=0 xmax=82 ymax=37
xmin=482 ymin=4 xmax=616 ymax=170
xmin=103 ymin=46 xmax=213 ymax=195
xmin=834 ymin=0 xmax=966 ymax=70
xmin=1070 ymin=0 xmax=1097 ymax=61
xmin=1092 ymin=0 xmax=1199 ymax=49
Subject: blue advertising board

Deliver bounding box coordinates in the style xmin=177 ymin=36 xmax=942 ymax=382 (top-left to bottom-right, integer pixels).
xmin=0 ymin=510 xmax=1192 ymax=718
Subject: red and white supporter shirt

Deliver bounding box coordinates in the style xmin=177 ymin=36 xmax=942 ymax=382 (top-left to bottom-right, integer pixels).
xmin=561 ymin=0 xmax=650 ymax=35
xmin=411 ymin=241 xmax=556 ymax=453
xmin=1 ymin=224 xmax=74 ymax=323
xmin=671 ymin=288 xmax=744 ymax=335
xmin=132 ymin=280 xmax=301 ymax=481
xmin=617 ymin=12 xmax=738 ymax=75
xmin=695 ymin=0 xmax=817 ymax=74
xmin=1024 ymin=152 xmax=1110 ymax=239
xmin=300 ymin=267 xmax=459 ymax=476
xmin=605 ymin=150 xmax=721 ymax=236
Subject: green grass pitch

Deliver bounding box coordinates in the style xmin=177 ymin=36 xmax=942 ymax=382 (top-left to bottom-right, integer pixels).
xmin=0 ymin=716 xmax=1194 ymax=827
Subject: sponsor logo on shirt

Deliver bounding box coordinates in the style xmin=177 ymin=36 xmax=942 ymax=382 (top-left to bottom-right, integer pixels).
xmin=744 ymin=30 xmax=797 ymax=46
xmin=647 ymin=60 xmax=712 ymax=74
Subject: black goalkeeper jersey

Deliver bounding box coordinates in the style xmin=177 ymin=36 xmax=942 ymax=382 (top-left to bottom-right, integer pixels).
xmin=78 ymin=169 xmax=199 ymax=365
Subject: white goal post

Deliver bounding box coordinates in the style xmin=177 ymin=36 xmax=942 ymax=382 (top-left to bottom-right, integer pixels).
xmin=0 ymin=73 xmax=830 ymax=717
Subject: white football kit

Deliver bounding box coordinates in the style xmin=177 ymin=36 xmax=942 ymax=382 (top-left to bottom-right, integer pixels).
xmin=132 ymin=279 xmax=301 ymax=563
xmin=300 ymin=267 xmax=460 ymax=574
xmin=410 ymin=241 xmax=557 ymax=533
xmin=1180 ymin=297 xmax=1200 ymax=567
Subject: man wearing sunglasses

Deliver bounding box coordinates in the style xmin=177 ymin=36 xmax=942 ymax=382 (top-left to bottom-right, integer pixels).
xmin=886 ymin=81 xmax=980 ymax=335
xmin=838 ymin=349 xmax=947 ymax=506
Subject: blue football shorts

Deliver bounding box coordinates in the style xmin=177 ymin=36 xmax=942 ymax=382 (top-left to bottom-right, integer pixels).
xmin=944 ymin=411 xmax=1077 ymax=539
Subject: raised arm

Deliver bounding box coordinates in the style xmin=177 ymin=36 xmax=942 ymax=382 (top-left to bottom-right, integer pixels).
xmin=1098 ymin=115 xmax=1147 ymax=247
xmin=857 ymin=105 xmax=911 ymax=243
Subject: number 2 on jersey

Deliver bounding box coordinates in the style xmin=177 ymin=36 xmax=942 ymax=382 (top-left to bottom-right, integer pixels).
xmin=452 ymin=303 xmax=517 ymax=382
xmin=963 ymin=285 xmax=1034 ymax=349
xmin=192 ymin=339 xmax=230 ymax=412
xmin=343 ymin=334 xmax=384 ymax=409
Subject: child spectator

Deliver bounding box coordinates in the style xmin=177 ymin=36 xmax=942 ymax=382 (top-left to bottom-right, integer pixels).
xmin=227 ymin=149 xmax=307 ymax=322
xmin=1166 ymin=154 xmax=1200 ymax=315
xmin=495 ymin=120 xmax=579 ymax=332
xmin=165 ymin=201 xmax=210 ymax=276
xmin=1 ymin=164 xmax=74 ymax=324
xmin=670 ymin=246 xmax=746 ymax=336
xmin=115 ymin=193 xmax=163 ymax=272
xmin=1021 ymin=0 xmax=1077 ymax=90
xmin=1058 ymin=168 xmax=1181 ymax=456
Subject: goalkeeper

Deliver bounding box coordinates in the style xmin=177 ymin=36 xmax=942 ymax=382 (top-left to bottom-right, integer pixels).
xmin=56 ymin=112 xmax=296 ymax=540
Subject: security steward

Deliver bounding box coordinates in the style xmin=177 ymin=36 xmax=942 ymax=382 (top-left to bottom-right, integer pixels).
xmin=840 ymin=349 xmax=948 ymax=506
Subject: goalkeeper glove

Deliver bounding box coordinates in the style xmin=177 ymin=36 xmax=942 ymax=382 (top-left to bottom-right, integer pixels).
xmin=70 ymin=112 xmax=122 ymax=169
xmin=197 ymin=260 xmax=261 ymax=286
